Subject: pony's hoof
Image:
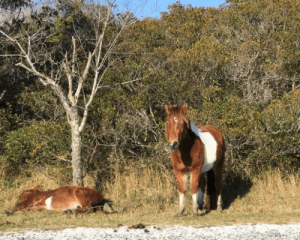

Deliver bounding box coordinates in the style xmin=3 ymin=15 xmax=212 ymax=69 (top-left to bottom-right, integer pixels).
xmin=64 ymin=209 xmax=74 ymax=214
xmin=4 ymin=210 xmax=14 ymax=216
xmin=204 ymin=208 xmax=210 ymax=214
xmin=175 ymin=213 xmax=184 ymax=217
xmin=103 ymin=202 xmax=114 ymax=213
xmin=217 ymin=205 xmax=223 ymax=212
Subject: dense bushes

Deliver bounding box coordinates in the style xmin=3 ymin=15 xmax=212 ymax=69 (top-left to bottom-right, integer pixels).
xmin=1 ymin=0 xmax=300 ymax=184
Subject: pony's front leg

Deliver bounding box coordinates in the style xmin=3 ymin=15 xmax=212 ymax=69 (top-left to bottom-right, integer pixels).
xmin=191 ymin=170 xmax=201 ymax=216
xmin=174 ymin=170 xmax=187 ymax=217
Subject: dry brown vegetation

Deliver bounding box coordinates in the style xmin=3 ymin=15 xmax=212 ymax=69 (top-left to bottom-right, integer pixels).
xmin=1 ymin=167 xmax=300 ymax=231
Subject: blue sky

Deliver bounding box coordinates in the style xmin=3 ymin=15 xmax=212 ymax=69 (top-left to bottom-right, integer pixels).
xmin=128 ymin=0 xmax=227 ymax=19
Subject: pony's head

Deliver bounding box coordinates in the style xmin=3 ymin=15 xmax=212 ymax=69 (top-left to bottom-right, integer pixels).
xmin=165 ymin=104 xmax=190 ymax=151
xmin=18 ymin=185 xmax=41 ymax=201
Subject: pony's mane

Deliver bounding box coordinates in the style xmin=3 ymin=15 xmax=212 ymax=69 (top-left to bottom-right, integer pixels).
xmin=168 ymin=106 xmax=184 ymax=116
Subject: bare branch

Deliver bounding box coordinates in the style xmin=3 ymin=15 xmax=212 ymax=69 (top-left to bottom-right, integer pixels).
xmin=0 ymin=90 xmax=6 ymax=100
xmin=75 ymin=52 xmax=92 ymax=104
xmin=78 ymin=58 xmax=114 ymax=133
xmin=16 ymin=62 xmax=72 ymax=116
xmin=62 ymin=55 xmax=75 ymax=105
xmin=101 ymin=70 xmax=154 ymax=89
xmin=16 ymin=62 xmax=52 ymax=86
xmin=96 ymin=14 xmax=131 ymax=73
xmin=0 ymin=54 xmax=23 ymax=57
xmin=27 ymin=36 xmax=31 ymax=58
xmin=0 ymin=30 xmax=37 ymax=73
xmin=92 ymin=5 xmax=111 ymax=64
xmin=53 ymin=154 xmax=72 ymax=164
xmin=72 ymin=36 xmax=76 ymax=75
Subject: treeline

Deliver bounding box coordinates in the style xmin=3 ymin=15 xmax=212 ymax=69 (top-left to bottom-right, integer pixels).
xmin=1 ymin=0 xmax=300 ymax=184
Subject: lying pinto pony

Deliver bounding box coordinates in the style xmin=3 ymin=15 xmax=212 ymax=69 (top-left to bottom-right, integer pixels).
xmin=9 ymin=185 xmax=113 ymax=214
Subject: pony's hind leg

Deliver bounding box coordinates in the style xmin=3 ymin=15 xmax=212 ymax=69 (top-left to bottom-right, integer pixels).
xmin=214 ymin=166 xmax=223 ymax=212
xmin=217 ymin=193 xmax=222 ymax=211
xmin=197 ymin=174 xmax=206 ymax=210
xmin=212 ymin=151 xmax=224 ymax=212
xmin=206 ymin=169 xmax=217 ymax=211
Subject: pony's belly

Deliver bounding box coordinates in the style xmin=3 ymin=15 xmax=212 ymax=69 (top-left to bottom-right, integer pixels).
xmin=201 ymin=162 xmax=215 ymax=173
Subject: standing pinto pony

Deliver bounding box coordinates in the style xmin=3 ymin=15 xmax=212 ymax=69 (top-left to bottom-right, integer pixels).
xmin=165 ymin=104 xmax=225 ymax=216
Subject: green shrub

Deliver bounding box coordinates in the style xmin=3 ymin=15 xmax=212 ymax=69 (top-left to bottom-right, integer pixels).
xmin=4 ymin=121 xmax=70 ymax=171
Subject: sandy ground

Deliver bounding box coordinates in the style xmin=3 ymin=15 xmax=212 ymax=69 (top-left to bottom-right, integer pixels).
xmin=1 ymin=223 xmax=300 ymax=240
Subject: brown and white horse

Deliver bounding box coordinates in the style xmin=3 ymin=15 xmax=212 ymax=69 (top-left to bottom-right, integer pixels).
xmin=165 ymin=104 xmax=225 ymax=216
xmin=10 ymin=185 xmax=112 ymax=214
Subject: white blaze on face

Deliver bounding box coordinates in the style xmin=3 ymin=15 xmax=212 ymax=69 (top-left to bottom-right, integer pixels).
xmin=45 ymin=196 xmax=52 ymax=210
xmin=190 ymin=123 xmax=218 ymax=173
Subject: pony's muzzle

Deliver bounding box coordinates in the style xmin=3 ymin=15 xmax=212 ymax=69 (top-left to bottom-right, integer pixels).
xmin=169 ymin=141 xmax=180 ymax=151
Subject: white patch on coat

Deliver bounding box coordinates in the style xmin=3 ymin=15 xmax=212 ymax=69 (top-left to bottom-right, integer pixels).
xmin=179 ymin=192 xmax=185 ymax=208
xmin=45 ymin=196 xmax=52 ymax=210
xmin=217 ymin=194 xmax=222 ymax=210
xmin=190 ymin=123 xmax=218 ymax=173
xmin=192 ymin=193 xmax=198 ymax=205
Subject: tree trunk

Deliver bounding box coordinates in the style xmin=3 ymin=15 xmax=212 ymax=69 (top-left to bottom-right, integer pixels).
xmin=71 ymin=126 xmax=83 ymax=186
xmin=69 ymin=109 xmax=84 ymax=186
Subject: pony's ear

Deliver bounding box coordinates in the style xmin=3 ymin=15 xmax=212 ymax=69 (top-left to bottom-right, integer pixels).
xmin=183 ymin=117 xmax=190 ymax=129
xmin=33 ymin=185 xmax=40 ymax=191
xmin=165 ymin=105 xmax=172 ymax=115
xmin=180 ymin=104 xmax=188 ymax=115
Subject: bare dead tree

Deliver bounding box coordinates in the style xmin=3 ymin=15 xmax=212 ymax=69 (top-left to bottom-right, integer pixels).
xmin=0 ymin=0 xmax=151 ymax=186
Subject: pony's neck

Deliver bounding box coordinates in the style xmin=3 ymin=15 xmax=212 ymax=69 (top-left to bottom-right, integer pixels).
xmin=179 ymin=124 xmax=196 ymax=151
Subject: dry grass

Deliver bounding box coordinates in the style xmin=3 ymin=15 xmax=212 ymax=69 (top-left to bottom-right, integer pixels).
xmin=228 ymin=169 xmax=300 ymax=214
xmin=103 ymin=165 xmax=178 ymax=214
xmin=1 ymin=167 xmax=300 ymax=231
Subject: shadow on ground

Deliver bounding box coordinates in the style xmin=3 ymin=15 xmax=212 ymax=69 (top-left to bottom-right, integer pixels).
xmin=222 ymin=174 xmax=253 ymax=210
